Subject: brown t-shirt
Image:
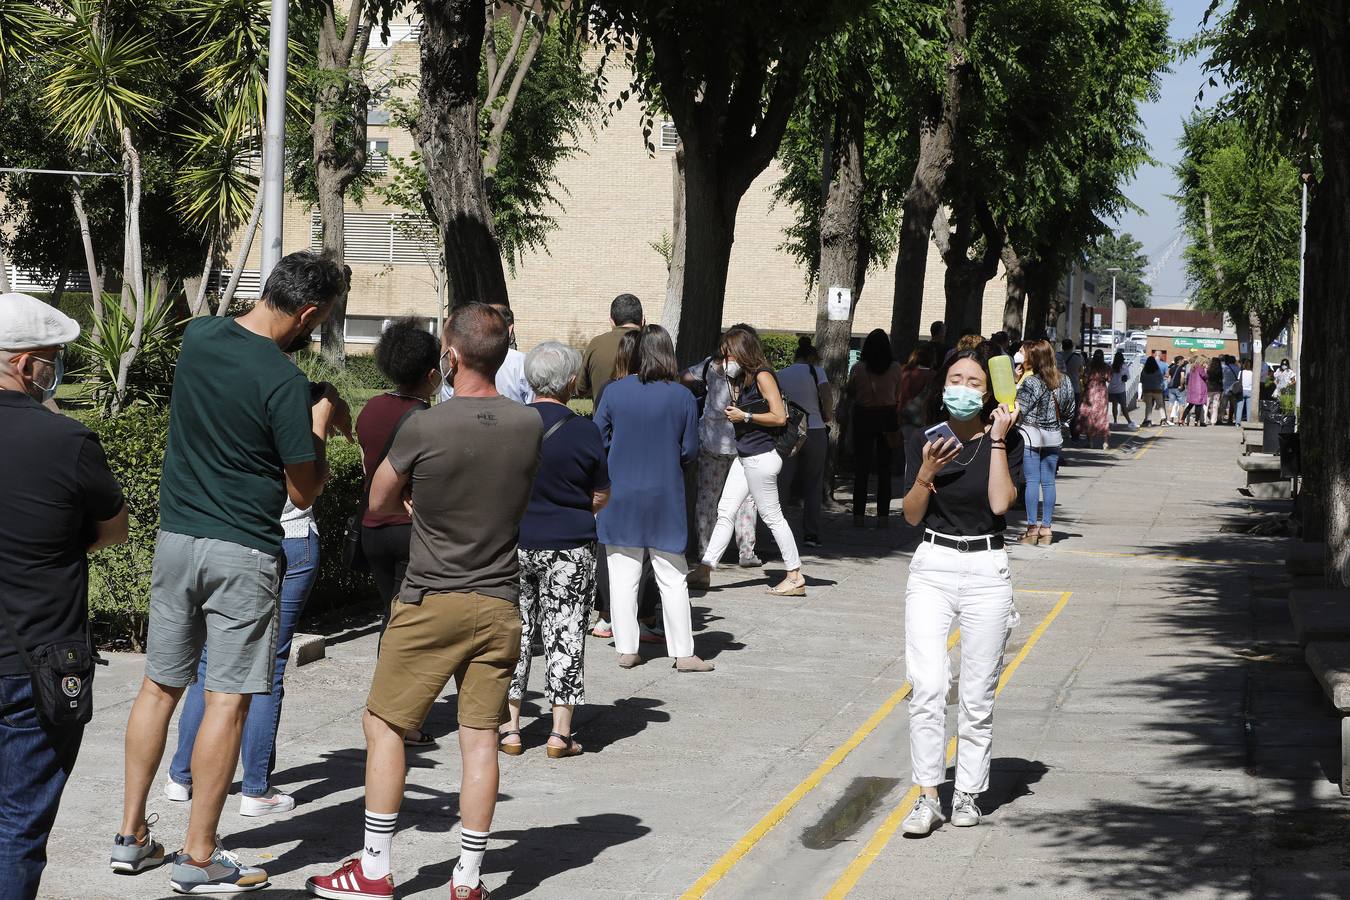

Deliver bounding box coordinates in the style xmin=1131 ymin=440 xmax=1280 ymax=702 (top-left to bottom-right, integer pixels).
xmin=386 ymin=395 xmax=542 ymax=604
xmin=849 ymin=361 xmax=904 ymax=408
xmin=578 ymin=324 xmax=639 ymax=401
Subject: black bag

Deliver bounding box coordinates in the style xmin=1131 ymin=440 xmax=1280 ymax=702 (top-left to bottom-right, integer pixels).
xmin=735 ymin=379 xmax=810 ymax=459
xmin=342 ymin=405 xmax=422 ymax=572
xmin=689 ymin=358 xmax=715 ymax=418
xmin=0 ymin=604 xmax=95 ymax=727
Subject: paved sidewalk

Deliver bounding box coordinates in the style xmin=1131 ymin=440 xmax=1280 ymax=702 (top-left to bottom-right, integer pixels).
xmin=42 ymin=424 xmax=1347 ymax=899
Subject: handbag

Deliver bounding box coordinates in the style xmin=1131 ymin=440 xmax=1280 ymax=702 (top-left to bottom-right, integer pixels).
xmin=0 ymin=601 xmax=95 ymax=727
xmin=342 ymin=404 xmax=422 ymax=572
xmin=732 ymin=375 xmax=809 ymax=459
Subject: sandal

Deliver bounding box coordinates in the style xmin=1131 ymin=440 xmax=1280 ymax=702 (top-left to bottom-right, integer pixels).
xmin=403 ymin=729 xmax=436 ymax=747
xmin=546 ymin=731 xmax=582 ymax=759
xmin=498 ymin=729 xmax=524 ymax=756
xmin=767 ymin=577 xmax=806 ymax=597
xmin=1037 ymin=528 xmax=1054 ymax=546
xmin=1019 ymin=528 xmax=1039 ymax=545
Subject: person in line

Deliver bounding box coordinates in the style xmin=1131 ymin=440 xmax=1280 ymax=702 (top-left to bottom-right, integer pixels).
xmin=308 ymin=304 xmax=541 ymax=900
xmin=694 ymin=328 xmax=807 ymax=596
xmin=1186 ymin=355 xmax=1211 ymax=427
xmin=1238 ymin=358 xmax=1254 ymax=422
xmin=114 ymin=252 xmax=350 ymax=892
xmin=930 ymin=320 xmax=947 ymax=351
xmin=775 ymin=336 xmax=833 ymax=549
xmin=1139 ymin=356 xmax=1166 ymax=428
xmin=594 ymin=326 xmax=713 ymax=672
xmin=847 ymin=329 xmax=904 ymax=528
xmin=1165 ymin=355 xmax=1188 ymax=426
xmin=1016 ymin=340 xmax=1075 ymax=546
xmin=355 ymin=319 xmax=441 ymax=746
xmin=1273 ymin=358 xmax=1297 ymax=394
xmin=1060 ymin=339 xmax=1084 ymax=441
xmin=497 ymin=343 xmax=610 ymax=759
xmin=1076 ymin=350 xmax=1110 ymax=448
xmin=442 ymin=304 xmax=533 ymax=404
xmin=1205 ymin=355 xmax=1224 ymax=425
xmin=1107 ymin=350 xmax=1133 ymax=427
xmin=1221 ymin=355 xmax=1242 ymax=425
xmin=164 ymin=497 xmax=322 ymax=817
xmin=578 ymin=293 xmax=644 ymax=406
xmin=0 ymin=294 xmax=128 ymax=899
xmin=899 ymin=349 xmax=1023 ymax=836
xmin=683 ymin=331 xmax=761 ymax=587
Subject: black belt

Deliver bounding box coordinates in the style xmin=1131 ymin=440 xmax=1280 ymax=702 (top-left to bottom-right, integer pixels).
xmin=924 ymin=531 xmax=1004 ymax=552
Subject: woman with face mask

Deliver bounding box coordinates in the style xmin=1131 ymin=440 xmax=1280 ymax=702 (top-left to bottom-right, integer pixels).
xmin=897 ymin=349 xmax=1022 ymax=837
xmin=692 ymin=327 xmax=807 ymax=596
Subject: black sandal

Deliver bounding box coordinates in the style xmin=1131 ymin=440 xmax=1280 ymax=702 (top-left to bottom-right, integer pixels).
xmin=546 ymin=731 xmax=582 ymax=759
xmin=498 ymin=729 xmax=523 ymax=756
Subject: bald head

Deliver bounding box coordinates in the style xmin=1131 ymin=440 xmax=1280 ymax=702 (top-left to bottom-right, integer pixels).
xmin=445 ymin=303 xmax=510 ymax=377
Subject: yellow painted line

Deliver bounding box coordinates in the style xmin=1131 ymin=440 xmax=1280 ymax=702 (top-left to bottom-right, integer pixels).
xmin=825 ymin=590 xmax=1074 ymax=899
xmin=1131 ymin=428 xmax=1164 ymax=459
xmin=1056 ymin=548 xmax=1280 ymax=567
xmin=679 ymin=629 xmax=961 ymax=900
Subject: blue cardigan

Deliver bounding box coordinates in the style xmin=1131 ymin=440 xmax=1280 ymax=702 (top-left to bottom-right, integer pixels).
xmin=594 ymin=375 xmax=699 ymax=553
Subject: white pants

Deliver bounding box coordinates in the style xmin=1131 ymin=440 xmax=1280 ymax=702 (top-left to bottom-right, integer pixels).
xmin=702 ymin=451 xmax=801 ymax=571
xmin=606 ymin=547 xmax=694 ymax=658
xmin=905 ymin=538 xmax=1015 ymax=794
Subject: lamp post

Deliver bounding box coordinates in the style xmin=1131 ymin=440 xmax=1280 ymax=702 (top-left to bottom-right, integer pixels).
xmin=1107 ymin=266 xmax=1121 ymax=347
xmin=260 ymin=0 xmax=289 ymax=285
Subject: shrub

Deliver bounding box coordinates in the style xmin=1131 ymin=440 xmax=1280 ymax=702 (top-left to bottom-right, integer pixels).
xmin=761 ymin=331 xmax=802 ymax=370
xmin=343 ymin=353 xmax=393 ymax=391
xmin=79 ymin=408 xmax=373 ymax=650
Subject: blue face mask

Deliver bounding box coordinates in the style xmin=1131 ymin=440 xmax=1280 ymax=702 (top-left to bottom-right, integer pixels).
xmin=31 ymin=352 xmax=64 ymax=403
xmin=942 ymin=384 xmax=985 ymax=421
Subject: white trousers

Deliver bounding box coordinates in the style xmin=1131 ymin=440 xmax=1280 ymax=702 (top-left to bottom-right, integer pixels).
xmin=606 ymin=547 xmax=694 ymax=658
xmin=702 ymin=451 xmax=801 ymax=571
xmin=905 ymin=539 xmax=1015 ymax=794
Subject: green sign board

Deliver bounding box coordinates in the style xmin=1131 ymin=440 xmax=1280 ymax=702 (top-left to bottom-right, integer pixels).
xmin=1172 ymin=337 xmax=1226 ymax=350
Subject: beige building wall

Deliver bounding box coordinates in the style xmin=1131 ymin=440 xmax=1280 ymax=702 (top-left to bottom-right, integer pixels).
xmin=228 ymin=25 xmax=1009 ymax=352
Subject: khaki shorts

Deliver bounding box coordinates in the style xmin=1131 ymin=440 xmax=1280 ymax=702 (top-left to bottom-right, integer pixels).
xmin=367 ymin=591 xmax=522 ymax=730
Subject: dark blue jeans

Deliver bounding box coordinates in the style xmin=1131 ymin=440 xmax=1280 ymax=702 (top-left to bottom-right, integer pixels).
xmin=1023 ymin=445 xmax=1060 ymax=527
xmin=0 ymin=675 xmax=84 ymax=900
xmin=169 ymin=532 xmax=318 ymax=797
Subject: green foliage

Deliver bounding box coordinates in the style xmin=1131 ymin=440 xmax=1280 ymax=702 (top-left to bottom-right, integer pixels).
xmin=74 ymin=283 xmax=182 ymax=413
xmin=1173 ymin=112 xmax=1300 ymax=327
xmin=342 ymin=352 xmax=393 ymax=391
xmin=760 ymin=332 xmax=801 ymax=370
xmin=1085 ymin=232 xmax=1152 ymax=308
xmin=311 ymin=438 xmax=378 ymax=615
xmin=292 ymin=347 xmax=375 ymax=400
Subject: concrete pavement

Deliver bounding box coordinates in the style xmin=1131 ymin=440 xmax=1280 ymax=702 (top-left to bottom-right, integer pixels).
xmin=41 ymin=423 xmax=1347 ymax=899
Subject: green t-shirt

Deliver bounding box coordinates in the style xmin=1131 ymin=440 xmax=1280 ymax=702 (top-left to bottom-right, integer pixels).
xmin=159 ymin=317 xmax=316 ymax=554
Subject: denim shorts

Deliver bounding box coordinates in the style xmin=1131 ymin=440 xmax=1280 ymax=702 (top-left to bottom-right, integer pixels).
xmin=144 ymin=531 xmax=283 ymax=694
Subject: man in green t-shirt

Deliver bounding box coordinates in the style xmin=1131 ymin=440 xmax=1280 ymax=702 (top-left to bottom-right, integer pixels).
xmin=111 ymin=252 xmax=351 ymax=894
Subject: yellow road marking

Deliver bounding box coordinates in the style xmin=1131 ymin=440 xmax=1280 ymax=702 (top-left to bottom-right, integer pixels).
xmin=825 ymin=590 xmax=1074 ymax=899
xmin=678 ymin=629 xmax=960 ymax=900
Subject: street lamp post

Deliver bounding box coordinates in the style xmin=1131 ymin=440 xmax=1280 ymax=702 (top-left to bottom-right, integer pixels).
xmin=1107 ymin=266 xmax=1121 ymax=347
xmin=260 ymin=0 xmax=289 ymax=286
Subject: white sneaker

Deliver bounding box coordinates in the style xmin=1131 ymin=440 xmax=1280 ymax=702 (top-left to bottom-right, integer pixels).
xmin=951 ymin=790 xmax=982 ymax=827
xmin=901 ymin=795 xmax=944 ymax=835
xmin=163 ymin=779 xmax=191 ymax=802
xmin=238 ymin=788 xmax=295 ymax=817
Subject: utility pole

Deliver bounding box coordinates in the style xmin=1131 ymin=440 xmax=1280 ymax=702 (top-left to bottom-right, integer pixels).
xmin=260 ymin=0 xmax=289 ymax=285
xmin=1295 ymin=175 xmax=1309 ymax=412
xmin=1107 ymin=266 xmax=1121 ymax=347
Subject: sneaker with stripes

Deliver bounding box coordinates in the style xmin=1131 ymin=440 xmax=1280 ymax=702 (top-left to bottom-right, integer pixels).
xmin=305 ymin=858 xmax=393 ymax=900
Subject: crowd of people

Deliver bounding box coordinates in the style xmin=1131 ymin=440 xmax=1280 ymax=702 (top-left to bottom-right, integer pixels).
xmin=2 ymin=256 xmax=1294 ymax=896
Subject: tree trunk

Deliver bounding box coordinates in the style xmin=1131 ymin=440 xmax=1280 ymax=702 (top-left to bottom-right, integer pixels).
xmin=889 ymin=0 xmax=972 ymax=359
xmin=219 ymin=186 xmax=264 ymax=315
xmin=1306 ymin=1 xmax=1350 ymax=582
xmin=935 ymin=200 xmax=1002 ymax=340
xmin=316 ymin=0 xmax=374 ymax=362
xmin=812 ymin=102 xmax=867 ymax=511
xmin=1024 ymin=261 xmax=1055 ymax=340
xmin=416 ymin=0 xmax=509 ymax=312
xmin=0 ymin=245 xmax=9 ymax=293
xmin=661 ymin=138 xmax=687 ymax=341
xmin=1001 ymin=243 xmax=1026 ymax=334
xmin=49 ymin=269 xmax=70 ymax=310
xmin=70 ymin=178 xmax=104 ymax=324
xmin=673 ymin=150 xmax=737 ymax=366
xmin=189 ymin=235 xmax=215 ymax=316
xmin=113 ymin=128 xmax=147 ymax=414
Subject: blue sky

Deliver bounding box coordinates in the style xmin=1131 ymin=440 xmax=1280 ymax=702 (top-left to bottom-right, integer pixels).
xmin=1111 ymin=0 xmax=1218 ymax=306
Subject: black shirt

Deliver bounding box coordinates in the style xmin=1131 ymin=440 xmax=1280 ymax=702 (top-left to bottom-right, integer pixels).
xmin=731 ymin=369 xmax=778 ymax=457
xmin=519 ymin=403 xmax=611 ymax=551
xmin=0 ymin=391 xmax=125 ymax=676
xmin=904 ymin=424 xmax=1024 ymax=536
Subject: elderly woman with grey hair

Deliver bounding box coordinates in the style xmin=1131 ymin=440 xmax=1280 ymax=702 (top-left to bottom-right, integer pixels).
xmin=498 ymin=341 xmax=611 ymax=758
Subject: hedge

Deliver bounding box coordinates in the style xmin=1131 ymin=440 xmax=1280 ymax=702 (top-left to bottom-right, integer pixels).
xmin=761 ymin=332 xmax=802 ymax=370
xmin=81 ymin=410 xmax=375 ymax=650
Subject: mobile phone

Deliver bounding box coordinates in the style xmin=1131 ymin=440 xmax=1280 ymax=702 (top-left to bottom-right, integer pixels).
xmin=923 ymin=421 xmax=962 ymax=449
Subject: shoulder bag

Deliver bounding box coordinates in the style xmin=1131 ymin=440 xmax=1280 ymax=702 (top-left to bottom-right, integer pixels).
xmin=732 ymin=372 xmax=809 ymax=459
xmin=342 ymin=404 xmax=422 ymax=572
xmin=0 ymin=601 xmax=96 ymax=727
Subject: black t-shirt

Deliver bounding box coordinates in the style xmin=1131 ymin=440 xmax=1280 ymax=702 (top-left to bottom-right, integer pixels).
xmin=731 ymin=369 xmax=778 ymax=457
xmin=0 ymin=391 xmax=125 ymax=676
xmin=519 ymin=403 xmax=611 ymax=551
xmin=904 ymin=424 xmax=1024 ymax=536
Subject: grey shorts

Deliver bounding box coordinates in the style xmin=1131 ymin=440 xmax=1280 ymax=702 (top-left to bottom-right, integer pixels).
xmin=144 ymin=531 xmax=284 ymax=694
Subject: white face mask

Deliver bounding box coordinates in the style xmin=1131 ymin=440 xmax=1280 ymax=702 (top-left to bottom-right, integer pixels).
xmin=724 ymin=359 xmax=741 ymax=379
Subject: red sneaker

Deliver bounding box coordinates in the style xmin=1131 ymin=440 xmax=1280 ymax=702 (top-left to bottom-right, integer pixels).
xmin=451 ymin=880 xmax=491 ymax=900
xmin=306 ymin=858 xmax=393 ymax=899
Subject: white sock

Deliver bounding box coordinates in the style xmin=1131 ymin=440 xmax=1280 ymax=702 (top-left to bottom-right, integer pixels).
xmin=453 ymin=828 xmax=489 ymax=888
xmin=361 ymin=809 xmax=398 ymax=879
